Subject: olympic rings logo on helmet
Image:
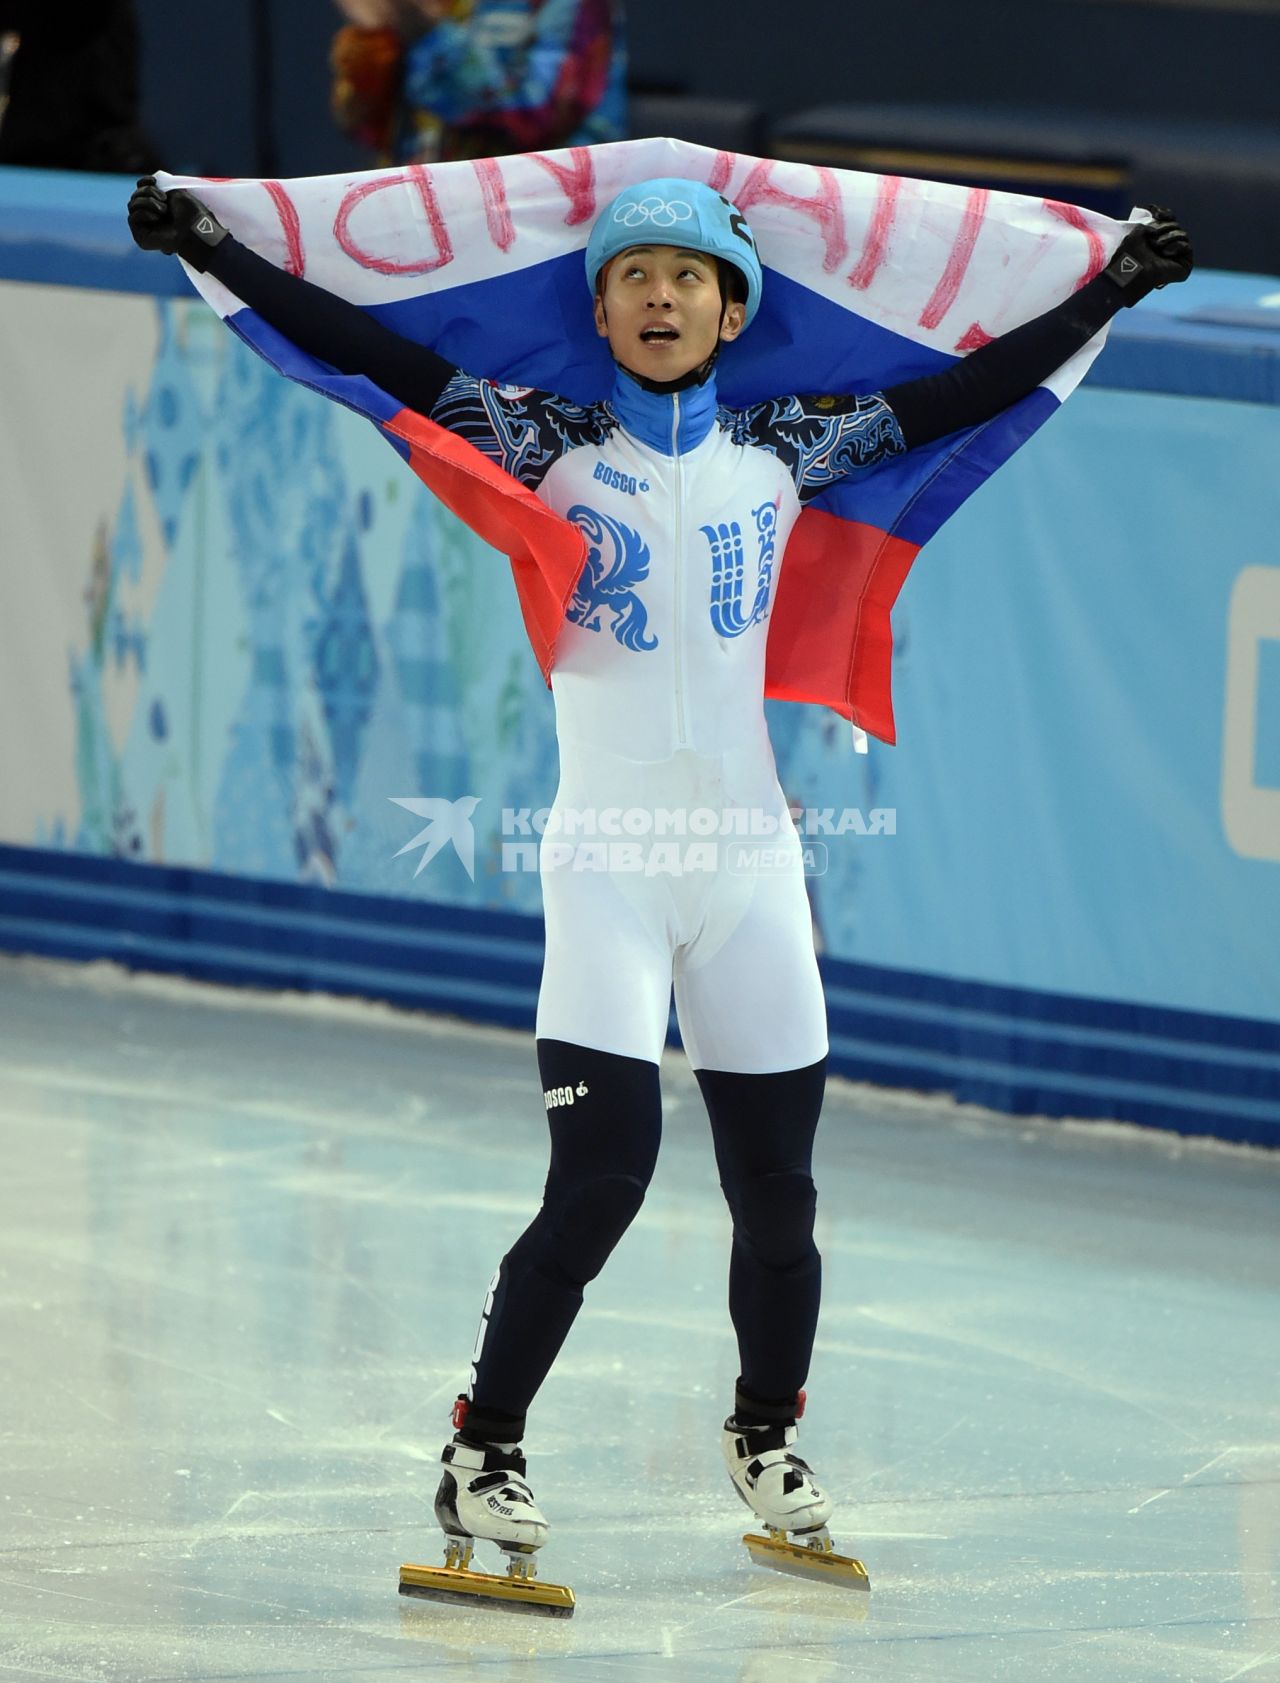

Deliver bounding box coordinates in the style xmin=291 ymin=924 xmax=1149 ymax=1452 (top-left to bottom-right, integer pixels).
xmin=585 ymin=177 xmax=765 ymax=328
xmin=613 ymin=197 xmax=694 ymax=229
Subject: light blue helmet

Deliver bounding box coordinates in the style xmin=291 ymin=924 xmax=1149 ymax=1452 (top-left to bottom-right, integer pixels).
xmin=585 ymin=177 xmax=763 ymax=327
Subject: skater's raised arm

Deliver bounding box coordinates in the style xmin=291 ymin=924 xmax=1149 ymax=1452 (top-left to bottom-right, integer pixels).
xmin=127 ymin=178 xmax=460 ymax=417
xmin=127 ymin=177 xmax=607 ymax=492
xmin=727 ymin=212 xmax=1191 ymax=503
xmin=881 ymin=212 xmax=1193 ymax=450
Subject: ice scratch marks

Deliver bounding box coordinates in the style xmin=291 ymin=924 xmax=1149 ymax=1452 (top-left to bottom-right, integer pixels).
xmin=177 ymin=1579 xmax=302 ymax=1616
xmin=856 ymin=1530 xmax=950 ymax=1540
xmin=1183 ymin=1449 xmax=1243 ymax=1483
xmin=0 ymin=1571 xmax=110 ymax=1609
xmin=40 ymin=1374 xmax=117 ymax=1427
xmin=106 ymin=1341 xmax=265 ymax=1404
xmin=855 ymin=1414 xmax=970 ymax=1495
xmin=1129 ymin=1488 xmax=1173 ymax=1513
xmin=857 ymin=1303 xmax=1199 ymax=1444
xmin=1128 ymin=1447 xmax=1251 ymax=1515
xmin=705 ymin=1590 xmax=765 ymax=1620
xmin=1223 ymin=1652 xmax=1280 ymax=1681
xmin=372 ymin=1377 xmax=458 ymax=1444
xmin=220 ymin=1489 xmax=266 ymax=1522
xmin=379 ymin=1440 xmax=438 ymax=1462
xmin=659 ymin=1587 xmax=776 ymax=1653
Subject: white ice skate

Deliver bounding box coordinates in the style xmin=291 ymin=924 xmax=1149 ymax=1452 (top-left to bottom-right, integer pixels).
xmin=398 ymin=1440 xmax=574 ymax=1617
xmin=722 ymin=1419 xmax=869 ymax=1592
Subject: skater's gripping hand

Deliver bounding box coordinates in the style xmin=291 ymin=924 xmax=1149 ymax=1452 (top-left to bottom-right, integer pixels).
xmin=127 ymin=177 xmax=229 ymax=272
xmin=1102 ymin=207 xmax=1194 ymax=304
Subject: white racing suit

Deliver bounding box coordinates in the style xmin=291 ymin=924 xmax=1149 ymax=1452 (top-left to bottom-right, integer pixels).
xmin=430 ymin=363 xmax=906 ymax=1071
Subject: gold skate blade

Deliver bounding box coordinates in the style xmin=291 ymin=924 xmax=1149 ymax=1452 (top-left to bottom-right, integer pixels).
xmin=742 ymin=1532 xmax=870 ymax=1591
xmin=398 ymin=1562 xmax=575 ymax=1618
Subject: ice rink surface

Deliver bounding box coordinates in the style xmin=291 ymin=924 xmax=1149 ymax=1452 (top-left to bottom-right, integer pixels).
xmin=0 ymin=953 xmax=1277 ymax=1683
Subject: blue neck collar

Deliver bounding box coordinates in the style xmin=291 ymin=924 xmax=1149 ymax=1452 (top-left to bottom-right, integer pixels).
xmin=608 ymin=368 xmax=720 ymax=457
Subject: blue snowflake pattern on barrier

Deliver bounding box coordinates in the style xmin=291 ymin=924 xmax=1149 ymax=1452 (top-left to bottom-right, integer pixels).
xmin=311 ymin=528 xmax=381 ymax=809
xmin=141 ymin=308 xmax=203 ymax=548
xmin=565 ymin=505 xmax=658 ymax=652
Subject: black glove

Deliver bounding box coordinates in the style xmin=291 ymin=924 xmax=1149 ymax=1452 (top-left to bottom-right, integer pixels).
xmin=127 ymin=176 xmax=229 ymax=271
xmin=1102 ymin=206 xmax=1193 ymax=305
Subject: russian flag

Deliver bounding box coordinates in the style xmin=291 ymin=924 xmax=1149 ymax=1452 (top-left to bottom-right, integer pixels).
xmin=162 ymin=138 xmax=1124 ymax=744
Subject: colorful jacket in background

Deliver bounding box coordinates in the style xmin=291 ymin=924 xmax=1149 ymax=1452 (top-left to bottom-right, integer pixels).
xmin=332 ymin=0 xmax=626 ymax=165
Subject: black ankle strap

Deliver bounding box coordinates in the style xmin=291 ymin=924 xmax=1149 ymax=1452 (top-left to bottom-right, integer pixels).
xmin=452 ymin=1393 xmax=527 ymax=1445
xmin=732 ymin=1379 xmax=802 ymax=1427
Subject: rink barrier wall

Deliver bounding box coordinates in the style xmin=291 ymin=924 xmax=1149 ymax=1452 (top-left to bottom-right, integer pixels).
xmin=2 ymin=845 xmax=1277 ymax=1148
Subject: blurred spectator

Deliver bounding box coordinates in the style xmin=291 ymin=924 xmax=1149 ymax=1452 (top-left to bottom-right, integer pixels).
xmin=331 ymin=0 xmax=626 ymax=166
xmin=0 ymin=0 xmax=156 ymax=172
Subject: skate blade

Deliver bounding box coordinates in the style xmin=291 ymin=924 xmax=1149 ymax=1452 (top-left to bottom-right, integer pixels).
xmin=398 ymin=1562 xmax=575 ymax=1618
xmin=742 ymin=1532 xmax=870 ymax=1592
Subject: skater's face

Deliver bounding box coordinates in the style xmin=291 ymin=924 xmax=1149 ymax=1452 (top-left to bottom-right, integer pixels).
xmin=593 ymin=246 xmax=746 ymax=382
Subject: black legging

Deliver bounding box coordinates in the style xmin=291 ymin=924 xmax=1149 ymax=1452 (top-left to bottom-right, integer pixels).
xmin=465 ymin=1039 xmax=825 ymax=1431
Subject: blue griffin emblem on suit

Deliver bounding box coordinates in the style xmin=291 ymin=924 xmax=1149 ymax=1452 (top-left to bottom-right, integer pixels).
xmin=565 ymin=505 xmax=659 ymax=652
xmin=703 ymin=499 xmax=779 ymax=638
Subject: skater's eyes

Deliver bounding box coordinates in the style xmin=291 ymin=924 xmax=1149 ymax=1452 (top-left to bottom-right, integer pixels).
xmin=620 ymin=267 xmax=709 ymax=286
xmin=620 ymin=258 xmax=711 ymax=285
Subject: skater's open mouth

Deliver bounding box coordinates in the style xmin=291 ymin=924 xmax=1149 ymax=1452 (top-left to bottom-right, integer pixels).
xmin=640 ymin=326 xmax=680 ymax=342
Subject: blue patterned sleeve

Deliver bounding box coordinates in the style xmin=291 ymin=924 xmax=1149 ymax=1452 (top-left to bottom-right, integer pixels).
xmin=724 ymin=393 xmax=907 ymax=504
xmin=429 ymin=373 xmax=618 ymax=492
